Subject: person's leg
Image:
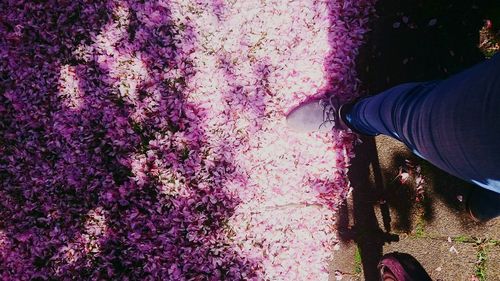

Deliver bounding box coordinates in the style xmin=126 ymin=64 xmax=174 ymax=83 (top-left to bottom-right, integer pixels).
xmin=344 ymin=81 xmax=439 ymax=143
xmin=344 ymin=54 xmax=500 ymax=208
xmin=286 ymin=82 xmax=439 ymax=138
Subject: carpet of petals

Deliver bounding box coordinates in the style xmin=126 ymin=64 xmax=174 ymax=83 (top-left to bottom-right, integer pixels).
xmin=0 ymin=0 xmax=374 ymax=280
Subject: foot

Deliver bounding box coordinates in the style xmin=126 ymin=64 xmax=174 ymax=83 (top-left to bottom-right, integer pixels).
xmin=466 ymin=187 xmax=500 ymax=222
xmin=378 ymin=252 xmax=432 ymax=281
xmin=286 ymin=95 xmax=350 ymax=133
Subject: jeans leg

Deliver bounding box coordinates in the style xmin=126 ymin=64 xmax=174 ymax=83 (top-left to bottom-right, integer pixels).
xmin=345 ymin=81 xmax=439 ymax=148
xmin=345 ymin=54 xmax=500 ymax=195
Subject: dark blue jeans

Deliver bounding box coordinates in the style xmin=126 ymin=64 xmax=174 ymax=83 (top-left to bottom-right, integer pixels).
xmin=345 ymin=54 xmax=500 ymax=218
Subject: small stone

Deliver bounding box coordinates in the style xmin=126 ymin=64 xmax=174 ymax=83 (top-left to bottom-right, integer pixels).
xmin=393 ymin=22 xmax=401 ymax=29
xmin=428 ymin=18 xmax=438 ymax=26
xmin=449 ymin=245 xmax=459 ymax=254
xmin=402 ymin=16 xmax=409 ymax=24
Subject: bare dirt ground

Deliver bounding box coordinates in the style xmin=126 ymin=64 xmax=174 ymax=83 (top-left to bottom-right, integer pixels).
xmin=329 ymin=1 xmax=500 ymax=280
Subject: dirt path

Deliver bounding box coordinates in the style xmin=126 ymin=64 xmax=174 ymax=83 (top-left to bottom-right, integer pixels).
xmin=330 ymin=1 xmax=500 ymax=280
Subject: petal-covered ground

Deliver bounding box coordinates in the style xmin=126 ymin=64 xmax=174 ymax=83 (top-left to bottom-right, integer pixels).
xmin=1 ymin=0 xmax=373 ymax=280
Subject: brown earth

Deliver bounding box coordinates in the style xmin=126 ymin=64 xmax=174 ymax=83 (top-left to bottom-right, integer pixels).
xmin=329 ymin=1 xmax=500 ymax=280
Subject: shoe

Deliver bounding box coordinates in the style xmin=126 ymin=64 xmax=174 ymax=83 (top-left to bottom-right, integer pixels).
xmin=378 ymin=252 xmax=432 ymax=281
xmin=465 ymin=187 xmax=500 ymax=222
xmin=286 ymin=95 xmax=350 ymax=133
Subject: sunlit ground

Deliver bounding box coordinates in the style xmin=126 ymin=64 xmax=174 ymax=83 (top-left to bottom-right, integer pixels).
xmin=0 ymin=0 xmax=373 ymax=279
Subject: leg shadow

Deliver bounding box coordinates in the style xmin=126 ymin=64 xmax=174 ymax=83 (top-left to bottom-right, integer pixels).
xmin=338 ymin=136 xmax=399 ymax=281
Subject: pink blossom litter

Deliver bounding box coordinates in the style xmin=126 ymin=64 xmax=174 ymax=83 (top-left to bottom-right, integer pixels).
xmin=0 ymin=0 xmax=374 ymax=279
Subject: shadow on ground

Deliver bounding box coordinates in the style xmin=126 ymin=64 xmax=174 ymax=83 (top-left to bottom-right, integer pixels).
xmin=0 ymin=1 xmax=261 ymax=279
xmin=337 ymin=1 xmax=499 ymax=280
